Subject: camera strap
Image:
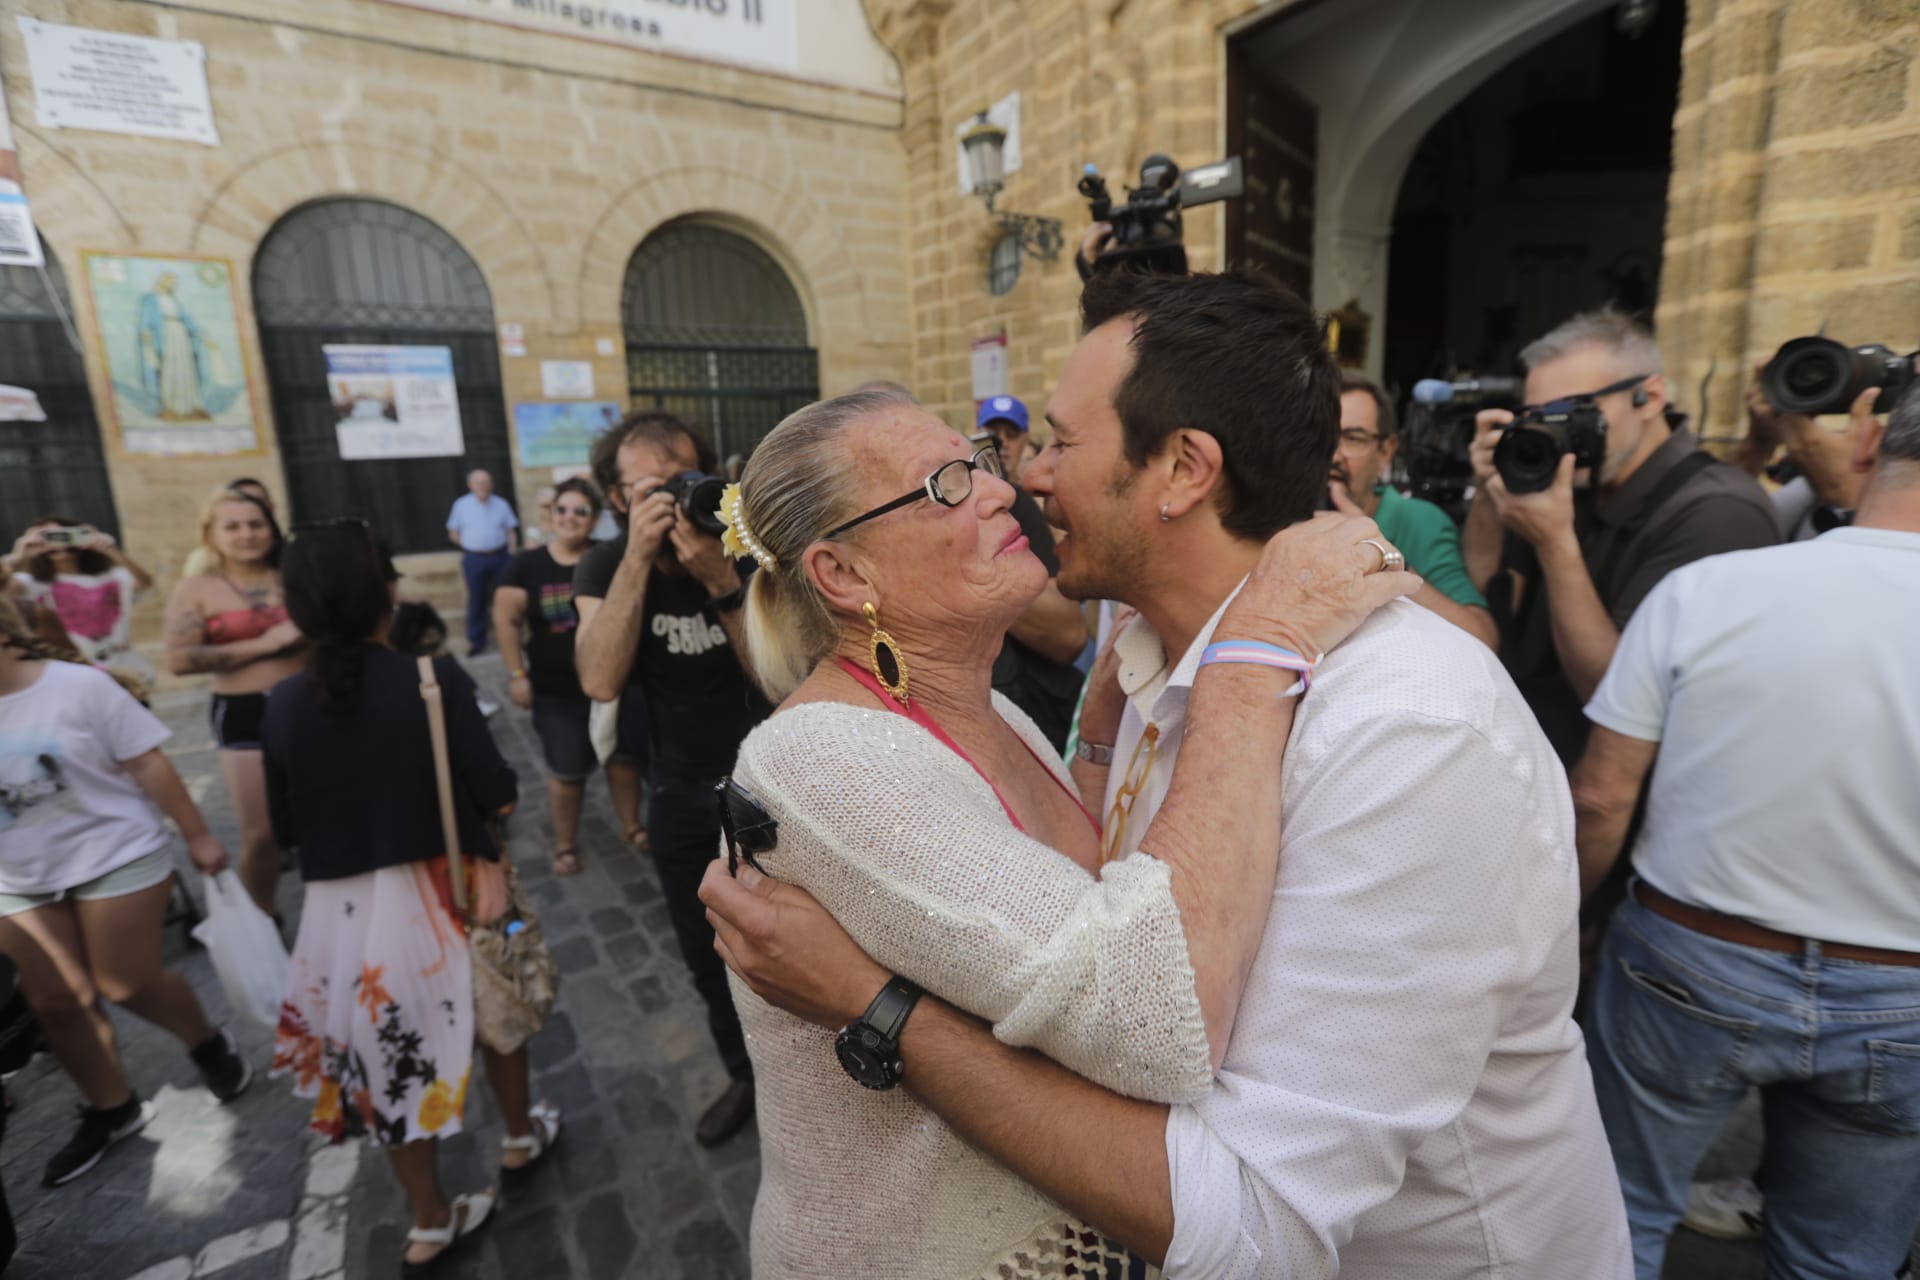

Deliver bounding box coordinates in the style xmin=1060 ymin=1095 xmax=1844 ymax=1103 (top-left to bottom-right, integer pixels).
xmin=1591 ymin=449 xmax=1716 ymax=595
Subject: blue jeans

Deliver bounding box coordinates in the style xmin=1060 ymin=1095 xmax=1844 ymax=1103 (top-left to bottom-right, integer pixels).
xmin=459 ymin=548 xmax=512 ymax=652
xmin=1587 ymin=885 xmax=1920 ymax=1279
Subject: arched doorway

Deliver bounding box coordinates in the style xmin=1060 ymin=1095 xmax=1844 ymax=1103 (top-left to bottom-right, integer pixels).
xmin=0 ymin=244 xmax=119 ymax=537
xmin=623 ymin=221 xmax=818 ymax=460
xmin=253 ymin=198 xmax=514 ymax=553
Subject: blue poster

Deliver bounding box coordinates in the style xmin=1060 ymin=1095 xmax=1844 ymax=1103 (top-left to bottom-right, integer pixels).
xmin=514 ymin=401 xmax=623 ymax=467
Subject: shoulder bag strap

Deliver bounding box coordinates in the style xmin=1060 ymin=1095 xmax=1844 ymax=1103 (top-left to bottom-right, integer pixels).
xmin=418 ymin=656 xmax=468 ymax=913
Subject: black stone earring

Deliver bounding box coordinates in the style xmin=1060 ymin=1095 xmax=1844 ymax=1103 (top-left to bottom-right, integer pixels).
xmin=864 ymin=602 xmax=909 ymax=703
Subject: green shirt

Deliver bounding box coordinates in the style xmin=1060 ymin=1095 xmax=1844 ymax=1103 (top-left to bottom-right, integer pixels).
xmin=1372 ymin=486 xmax=1487 ymax=610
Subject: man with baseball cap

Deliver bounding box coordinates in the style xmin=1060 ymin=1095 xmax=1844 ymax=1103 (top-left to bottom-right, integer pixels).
xmin=979 ymin=395 xmax=1036 ymax=482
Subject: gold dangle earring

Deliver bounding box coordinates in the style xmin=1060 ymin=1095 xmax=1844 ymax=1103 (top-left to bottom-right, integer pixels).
xmin=864 ymin=602 xmax=910 ymax=703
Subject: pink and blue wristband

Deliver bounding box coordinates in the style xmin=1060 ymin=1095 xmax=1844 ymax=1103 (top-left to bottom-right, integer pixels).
xmin=1197 ymin=640 xmax=1318 ymax=688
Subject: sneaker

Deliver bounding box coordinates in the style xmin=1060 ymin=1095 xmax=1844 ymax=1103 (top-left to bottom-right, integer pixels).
xmin=43 ymin=1096 xmax=154 ymax=1187
xmin=1683 ymin=1177 xmax=1763 ymax=1240
xmin=190 ymin=1029 xmax=254 ymax=1103
xmin=693 ymin=1079 xmax=755 ymax=1148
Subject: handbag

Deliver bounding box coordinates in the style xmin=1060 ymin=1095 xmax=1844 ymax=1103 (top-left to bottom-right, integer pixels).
xmin=418 ymin=657 xmax=558 ymax=1054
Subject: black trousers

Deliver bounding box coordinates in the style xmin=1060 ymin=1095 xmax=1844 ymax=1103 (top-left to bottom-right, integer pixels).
xmin=646 ymin=776 xmax=752 ymax=1082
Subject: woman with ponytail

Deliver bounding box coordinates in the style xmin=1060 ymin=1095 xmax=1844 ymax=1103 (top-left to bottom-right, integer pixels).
xmin=0 ymin=595 xmax=252 ymax=1189
xmin=262 ymin=521 xmax=556 ymax=1276
xmin=163 ymin=486 xmax=300 ymax=915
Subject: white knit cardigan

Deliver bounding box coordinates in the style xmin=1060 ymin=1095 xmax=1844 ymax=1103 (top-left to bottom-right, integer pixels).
xmin=728 ymin=693 xmax=1212 ymax=1280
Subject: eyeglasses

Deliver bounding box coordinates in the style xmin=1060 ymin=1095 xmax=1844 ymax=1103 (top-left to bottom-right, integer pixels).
xmin=716 ymin=778 xmax=777 ymax=877
xmin=1100 ymin=723 xmax=1160 ymax=866
xmin=552 ymin=504 xmax=594 ymax=518
xmin=1338 ymin=429 xmax=1383 ymax=448
xmin=822 ymin=446 xmax=1005 ymax=541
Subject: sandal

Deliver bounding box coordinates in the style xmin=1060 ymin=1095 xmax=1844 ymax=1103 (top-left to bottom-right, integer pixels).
xmin=400 ymin=1189 xmax=495 ymax=1276
xmin=500 ymin=1101 xmax=561 ymax=1194
xmin=625 ymin=826 xmax=650 ymax=853
xmin=552 ymin=849 xmax=583 ymax=877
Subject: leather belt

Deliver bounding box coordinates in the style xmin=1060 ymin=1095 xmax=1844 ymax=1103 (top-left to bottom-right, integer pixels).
xmin=1634 ymin=881 xmax=1920 ymax=969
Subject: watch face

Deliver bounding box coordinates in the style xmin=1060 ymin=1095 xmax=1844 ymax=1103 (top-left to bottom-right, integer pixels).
xmin=835 ymin=1027 xmax=897 ymax=1090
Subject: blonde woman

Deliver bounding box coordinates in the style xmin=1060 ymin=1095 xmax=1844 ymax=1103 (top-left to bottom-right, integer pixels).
xmin=164 ymin=488 xmax=301 ymax=915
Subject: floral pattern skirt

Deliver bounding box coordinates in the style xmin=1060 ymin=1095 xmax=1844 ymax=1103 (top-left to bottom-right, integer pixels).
xmin=271 ymin=859 xmax=473 ymax=1146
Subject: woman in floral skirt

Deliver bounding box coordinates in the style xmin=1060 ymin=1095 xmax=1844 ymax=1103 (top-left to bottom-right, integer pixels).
xmin=262 ymin=521 xmax=559 ymax=1276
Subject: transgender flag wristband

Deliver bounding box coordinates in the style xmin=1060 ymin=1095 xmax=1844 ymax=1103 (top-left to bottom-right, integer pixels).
xmin=1197 ymin=640 xmax=1318 ymax=688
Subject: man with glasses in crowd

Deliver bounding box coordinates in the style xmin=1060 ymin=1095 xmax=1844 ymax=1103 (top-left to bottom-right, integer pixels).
xmin=1459 ymin=308 xmax=1777 ymax=763
xmin=573 ymin=410 xmax=767 ymax=1147
xmin=1329 ymin=373 xmax=1497 ymax=648
xmin=702 ymin=269 xmax=1632 ymax=1278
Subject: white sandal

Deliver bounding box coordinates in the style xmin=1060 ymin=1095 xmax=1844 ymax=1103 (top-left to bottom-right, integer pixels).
xmin=500 ymin=1101 xmax=560 ymax=1190
xmin=400 ymin=1189 xmax=495 ymax=1276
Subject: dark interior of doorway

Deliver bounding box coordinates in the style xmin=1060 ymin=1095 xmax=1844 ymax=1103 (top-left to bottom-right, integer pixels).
xmin=1382 ymin=1 xmax=1684 ymax=403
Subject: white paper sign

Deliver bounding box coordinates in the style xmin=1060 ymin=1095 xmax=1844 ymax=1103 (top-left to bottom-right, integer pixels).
xmin=956 ymin=91 xmax=1022 ymax=197
xmin=18 ymin=18 xmax=220 ymax=146
xmin=0 ymin=67 xmax=41 ymax=268
xmin=541 ymin=360 xmax=595 ymax=399
xmin=325 ymin=345 xmax=466 ymax=460
xmin=0 ymin=384 xmax=47 ymax=422
xmin=367 ymin=0 xmax=797 ymax=76
xmin=970 ymin=333 xmax=1009 ymax=402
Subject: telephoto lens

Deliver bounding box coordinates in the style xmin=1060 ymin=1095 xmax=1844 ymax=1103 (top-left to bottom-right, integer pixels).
xmin=1493 ymin=420 xmax=1567 ymax=494
xmin=653 ymin=471 xmax=730 ymax=536
xmin=1761 ymin=337 xmax=1916 ymax=417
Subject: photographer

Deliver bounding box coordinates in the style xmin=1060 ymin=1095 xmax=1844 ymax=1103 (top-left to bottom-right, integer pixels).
xmin=572 ymin=410 xmax=765 ymax=1147
xmin=1569 ymin=385 xmax=1920 ymax=1280
xmin=1460 ymin=308 xmax=1776 ymax=761
xmin=7 ymin=517 xmax=157 ymax=680
xmin=1741 ymin=365 xmax=1876 ymax=541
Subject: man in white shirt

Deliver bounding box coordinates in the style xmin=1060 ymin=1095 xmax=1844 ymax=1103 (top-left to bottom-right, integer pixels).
xmin=1572 ymin=382 xmax=1920 ymax=1280
xmin=701 ymin=270 xmax=1631 ymax=1277
xmin=445 ymin=468 xmax=519 ymax=656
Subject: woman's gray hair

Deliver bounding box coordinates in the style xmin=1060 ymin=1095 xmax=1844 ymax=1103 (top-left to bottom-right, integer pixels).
xmin=738 ymin=387 xmax=916 ymax=700
xmin=1520 ymin=306 xmax=1664 ymax=377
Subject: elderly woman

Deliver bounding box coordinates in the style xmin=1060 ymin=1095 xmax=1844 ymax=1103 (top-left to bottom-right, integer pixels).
xmin=710 ymin=388 xmax=1410 ymax=1278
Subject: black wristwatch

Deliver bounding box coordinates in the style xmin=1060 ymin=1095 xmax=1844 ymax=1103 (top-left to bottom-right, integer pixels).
xmin=709 ymin=583 xmax=747 ymax=613
xmin=834 ymin=975 xmax=924 ymax=1091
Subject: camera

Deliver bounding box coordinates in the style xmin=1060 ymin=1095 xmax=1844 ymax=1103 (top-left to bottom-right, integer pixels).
xmin=1493 ymin=399 xmax=1607 ymax=494
xmin=1400 ymin=378 xmax=1526 ymax=518
xmin=1077 ymin=154 xmax=1244 ymax=276
xmin=1761 ymin=336 xmax=1917 ymax=417
xmin=648 ymin=470 xmax=728 ymax=537
xmin=38 ymin=526 xmax=87 ymax=547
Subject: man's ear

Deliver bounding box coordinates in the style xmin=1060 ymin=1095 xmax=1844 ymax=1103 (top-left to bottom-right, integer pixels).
xmin=1851 ymin=414 xmax=1886 ymax=475
xmin=1640 ymin=373 xmax=1670 ymax=420
xmin=1161 ymin=428 xmax=1226 ymax=521
xmin=1380 ymin=433 xmax=1400 ymax=470
xmin=800 ymin=539 xmax=874 ymax=618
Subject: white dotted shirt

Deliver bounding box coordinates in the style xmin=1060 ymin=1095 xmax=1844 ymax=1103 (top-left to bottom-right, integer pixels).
xmin=1108 ymin=595 xmax=1633 ymax=1279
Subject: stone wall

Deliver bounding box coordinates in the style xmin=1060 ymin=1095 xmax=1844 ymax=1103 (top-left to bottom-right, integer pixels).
xmin=5 ymin=0 xmax=912 ymax=637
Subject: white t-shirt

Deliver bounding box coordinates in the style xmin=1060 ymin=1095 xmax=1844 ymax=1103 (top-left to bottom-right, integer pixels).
xmin=14 ymin=568 xmax=147 ymax=669
xmin=0 ymin=661 xmax=172 ymax=894
xmin=1585 ymin=526 xmax=1920 ymax=949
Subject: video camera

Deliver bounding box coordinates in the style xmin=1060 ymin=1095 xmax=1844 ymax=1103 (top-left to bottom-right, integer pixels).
xmin=1398 ymin=377 xmax=1527 ymax=516
xmin=1761 ymin=336 xmax=1917 ymax=417
xmin=648 ymin=470 xmax=729 ymax=538
xmin=1077 ymin=154 xmax=1244 ymax=276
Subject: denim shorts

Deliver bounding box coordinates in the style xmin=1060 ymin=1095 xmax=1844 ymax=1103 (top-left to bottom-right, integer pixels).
xmin=0 ymin=847 xmax=175 ymax=918
xmin=531 ymin=693 xmax=596 ymax=782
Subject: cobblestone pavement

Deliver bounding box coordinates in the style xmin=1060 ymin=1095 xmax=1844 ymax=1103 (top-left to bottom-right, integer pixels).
xmin=0 ymin=656 xmax=1908 ymax=1279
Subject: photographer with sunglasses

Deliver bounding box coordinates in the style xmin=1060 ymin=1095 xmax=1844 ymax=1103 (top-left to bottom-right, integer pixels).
xmin=1459 ymin=307 xmax=1777 ymax=764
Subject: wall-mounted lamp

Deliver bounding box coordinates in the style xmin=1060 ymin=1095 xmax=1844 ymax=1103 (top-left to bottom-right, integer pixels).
xmin=962 ymin=111 xmax=1063 ymax=262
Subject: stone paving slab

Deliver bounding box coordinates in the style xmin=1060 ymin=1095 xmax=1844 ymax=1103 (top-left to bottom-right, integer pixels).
xmin=2 ymin=656 xmax=1909 ymax=1278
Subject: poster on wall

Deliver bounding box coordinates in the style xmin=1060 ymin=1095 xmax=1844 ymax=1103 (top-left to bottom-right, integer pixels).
xmin=83 ymin=252 xmax=259 ymax=456
xmin=16 ymin=18 xmax=220 ymax=146
xmin=540 ymin=360 xmax=595 ymax=399
xmin=325 ymin=345 xmax=466 ymax=460
xmin=970 ymin=331 xmax=1009 ymax=404
xmin=0 ymin=67 xmax=43 ymax=267
xmin=515 ymin=401 xmax=622 ymax=467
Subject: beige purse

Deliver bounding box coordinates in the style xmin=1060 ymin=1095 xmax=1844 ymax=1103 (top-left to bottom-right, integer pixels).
xmin=418 ymin=657 xmax=558 ymax=1054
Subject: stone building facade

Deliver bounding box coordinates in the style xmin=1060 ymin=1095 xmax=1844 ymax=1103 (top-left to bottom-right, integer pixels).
xmin=5 ymin=0 xmax=1916 ymax=648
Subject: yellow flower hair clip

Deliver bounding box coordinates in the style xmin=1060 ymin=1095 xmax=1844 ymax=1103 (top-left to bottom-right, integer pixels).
xmin=719 ymin=482 xmax=777 ymax=571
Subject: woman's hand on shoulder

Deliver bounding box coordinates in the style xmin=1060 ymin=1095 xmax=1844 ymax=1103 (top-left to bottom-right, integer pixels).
xmin=1222 ymin=512 xmax=1423 ymax=660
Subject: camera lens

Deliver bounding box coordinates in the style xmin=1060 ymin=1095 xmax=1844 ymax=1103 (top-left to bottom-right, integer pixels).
xmin=685 ymin=476 xmax=729 ymax=537
xmin=1493 ymin=424 xmax=1564 ymax=494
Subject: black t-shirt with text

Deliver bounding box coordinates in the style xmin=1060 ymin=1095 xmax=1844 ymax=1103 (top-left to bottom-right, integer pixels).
xmin=500 ymin=546 xmax=588 ymax=699
xmin=573 ymin=534 xmax=769 ymax=780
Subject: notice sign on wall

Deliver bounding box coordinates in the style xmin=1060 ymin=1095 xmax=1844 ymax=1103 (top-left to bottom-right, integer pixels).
xmin=0 ymin=66 xmax=40 ymax=267
xmin=17 ymin=18 xmax=220 ymax=146
xmin=325 ymin=345 xmax=466 ymax=461
xmin=370 ymin=0 xmax=797 ymax=76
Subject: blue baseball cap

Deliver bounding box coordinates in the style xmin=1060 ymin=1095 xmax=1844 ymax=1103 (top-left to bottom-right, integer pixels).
xmin=976 ymin=395 xmax=1030 ymax=433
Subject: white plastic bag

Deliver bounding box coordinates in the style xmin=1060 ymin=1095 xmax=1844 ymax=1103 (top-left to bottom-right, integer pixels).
xmin=190 ymin=871 xmax=290 ymax=1032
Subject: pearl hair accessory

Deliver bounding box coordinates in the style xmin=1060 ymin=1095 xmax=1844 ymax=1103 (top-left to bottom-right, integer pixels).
xmin=719 ymin=482 xmax=778 ymax=571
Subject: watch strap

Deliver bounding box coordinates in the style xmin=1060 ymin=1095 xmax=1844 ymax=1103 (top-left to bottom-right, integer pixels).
xmin=710 ymin=584 xmax=747 ymax=613
xmin=860 ymin=975 xmax=923 ymax=1044
xmin=1075 ymin=740 xmax=1114 ymax=766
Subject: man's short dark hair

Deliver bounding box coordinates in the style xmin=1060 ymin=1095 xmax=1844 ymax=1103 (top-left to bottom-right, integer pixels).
xmin=1339 ymin=372 xmax=1398 ymax=440
xmin=589 ymin=409 xmax=717 ymax=512
xmin=1080 ymin=270 xmax=1340 ymax=539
